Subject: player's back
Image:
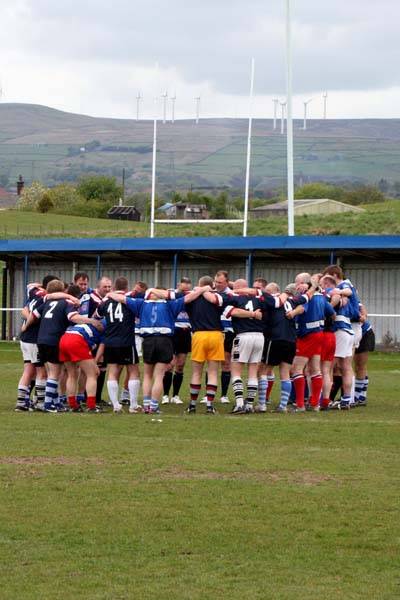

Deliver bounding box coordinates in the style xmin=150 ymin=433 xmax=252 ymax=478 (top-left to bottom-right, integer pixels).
xmin=36 ymin=299 xmax=78 ymax=345
xmin=186 ymin=295 xmax=223 ymax=332
xmin=98 ymin=299 xmax=136 ymax=347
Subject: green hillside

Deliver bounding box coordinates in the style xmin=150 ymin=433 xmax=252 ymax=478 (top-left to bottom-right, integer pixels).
xmin=1 ymin=104 xmax=400 ymax=193
xmin=1 ymin=200 xmax=400 ymax=239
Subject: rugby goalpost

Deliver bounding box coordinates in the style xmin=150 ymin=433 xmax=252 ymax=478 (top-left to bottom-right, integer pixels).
xmin=150 ymin=1 xmax=295 ymax=238
xmin=150 ymin=59 xmax=256 ymax=238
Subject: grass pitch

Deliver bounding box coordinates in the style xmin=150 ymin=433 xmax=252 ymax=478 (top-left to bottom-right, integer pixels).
xmin=0 ymin=343 xmax=399 ymax=599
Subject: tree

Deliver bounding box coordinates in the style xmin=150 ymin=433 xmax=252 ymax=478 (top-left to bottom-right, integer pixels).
xmin=18 ymin=182 xmax=47 ymax=211
xmin=295 ymin=182 xmax=344 ymax=201
xmin=343 ymin=185 xmax=386 ymax=205
xmin=37 ymin=193 xmax=54 ymax=213
xmin=76 ymin=175 xmax=122 ymax=203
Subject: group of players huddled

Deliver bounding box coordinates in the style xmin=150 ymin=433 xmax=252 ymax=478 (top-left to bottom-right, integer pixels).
xmin=15 ymin=265 xmax=375 ymax=415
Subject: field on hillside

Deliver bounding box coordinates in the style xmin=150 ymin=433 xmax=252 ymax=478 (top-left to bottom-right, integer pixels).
xmin=2 ymin=105 xmax=400 ymax=191
xmin=1 ymin=200 xmax=400 ymax=238
xmin=0 ymin=343 xmax=399 ymax=600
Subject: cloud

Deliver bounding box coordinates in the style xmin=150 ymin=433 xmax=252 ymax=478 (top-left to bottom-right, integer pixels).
xmin=1 ymin=1 xmax=399 ymax=117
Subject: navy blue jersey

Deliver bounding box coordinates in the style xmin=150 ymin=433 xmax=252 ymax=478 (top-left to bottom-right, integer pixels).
xmin=20 ymin=295 xmax=44 ymax=344
xmin=266 ymin=294 xmax=309 ymax=342
xmin=79 ymin=290 xmax=102 ymax=318
xmin=27 ymin=284 xmax=46 ymax=302
xmin=224 ymin=295 xmax=265 ymax=334
xmin=97 ymin=297 xmax=143 ymax=347
xmin=185 ymin=293 xmax=226 ymax=332
xmin=34 ymin=299 xmax=79 ymax=346
xmin=138 ymin=297 xmax=185 ymax=336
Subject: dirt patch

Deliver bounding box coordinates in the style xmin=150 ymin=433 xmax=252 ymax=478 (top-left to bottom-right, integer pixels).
xmin=144 ymin=466 xmax=335 ymax=486
xmin=0 ymin=456 xmax=104 ymax=466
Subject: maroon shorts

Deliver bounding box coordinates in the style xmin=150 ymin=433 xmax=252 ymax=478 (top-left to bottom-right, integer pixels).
xmin=321 ymin=331 xmax=336 ymax=362
xmin=59 ymin=333 xmax=93 ymax=363
xmin=296 ymin=331 xmax=324 ymax=359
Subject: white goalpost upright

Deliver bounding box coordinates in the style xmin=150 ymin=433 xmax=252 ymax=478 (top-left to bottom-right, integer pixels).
xmin=150 ymin=60 xmax=256 ymax=238
xmin=286 ymin=0 xmax=295 ymax=236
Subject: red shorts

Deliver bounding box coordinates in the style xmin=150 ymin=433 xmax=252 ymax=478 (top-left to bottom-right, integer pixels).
xmin=296 ymin=331 xmax=324 ymax=359
xmin=321 ymin=331 xmax=336 ymax=362
xmin=59 ymin=332 xmax=93 ymax=363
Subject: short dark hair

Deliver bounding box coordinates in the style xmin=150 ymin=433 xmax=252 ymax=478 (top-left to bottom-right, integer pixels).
xmin=180 ymin=277 xmax=192 ymax=284
xmin=254 ymin=277 xmax=268 ymax=287
xmin=199 ymin=275 xmax=214 ymax=286
xmin=134 ymin=281 xmax=148 ymax=291
xmin=74 ymin=271 xmax=89 ymax=283
xmin=215 ymin=270 xmax=228 ymax=280
xmin=115 ymin=276 xmax=129 ymax=291
xmin=323 ymin=265 xmax=344 ymax=280
xmin=42 ymin=275 xmax=60 ymax=288
xmin=67 ymin=284 xmax=81 ymax=298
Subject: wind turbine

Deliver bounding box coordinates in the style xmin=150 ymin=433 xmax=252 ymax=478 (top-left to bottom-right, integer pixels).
xmin=161 ymin=90 xmax=168 ymax=124
xmin=323 ymin=91 xmax=328 ymax=119
xmin=135 ymin=92 xmax=142 ymax=121
xmin=280 ymin=101 xmax=287 ymax=134
xmin=170 ymin=92 xmax=176 ymax=123
xmin=272 ymin=98 xmax=279 ymax=130
xmin=303 ymin=99 xmax=312 ymax=130
xmin=195 ymin=96 xmax=201 ymax=125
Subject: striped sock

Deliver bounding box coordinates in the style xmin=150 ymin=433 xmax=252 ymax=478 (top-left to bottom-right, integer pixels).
xmin=150 ymin=399 xmax=159 ymax=412
xmin=232 ymin=377 xmax=244 ymax=408
xmin=340 ymin=394 xmax=351 ymax=408
xmin=292 ymin=374 xmax=305 ymax=409
xmin=280 ymin=380 xmax=292 ymax=408
xmin=76 ymin=393 xmax=85 ymax=406
xmin=190 ymin=382 xmax=201 ymax=404
xmin=59 ymin=394 xmax=67 ymax=407
xmin=17 ymin=385 xmax=30 ymax=407
xmin=206 ymin=384 xmax=217 ymax=407
xmin=246 ymin=378 xmax=258 ymax=405
xmin=45 ymin=379 xmax=59 ymax=407
xmin=143 ymin=396 xmax=151 ymax=410
xmin=35 ymin=379 xmax=46 ymax=404
xmin=258 ymin=376 xmax=267 ymax=406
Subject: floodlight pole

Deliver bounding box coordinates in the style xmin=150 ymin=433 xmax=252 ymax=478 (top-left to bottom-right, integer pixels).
xmin=286 ymin=0 xmax=295 ymax=236
xmin=150 ymin=97 xmax=158 ymax=238
xmin=243 ymin=57 xmax=255 ymax=237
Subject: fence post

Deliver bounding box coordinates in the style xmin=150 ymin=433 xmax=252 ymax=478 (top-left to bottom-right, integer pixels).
xmin=1 ymin=267 xmax=8 ymax=340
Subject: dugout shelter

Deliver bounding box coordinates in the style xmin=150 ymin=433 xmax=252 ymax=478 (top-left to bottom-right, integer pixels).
xmin=1 ymin=234 xmax=400 ymax=344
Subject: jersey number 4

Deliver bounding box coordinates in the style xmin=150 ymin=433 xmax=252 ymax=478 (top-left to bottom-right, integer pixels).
xmin=107 ymin=302 xmax=124 ymax=323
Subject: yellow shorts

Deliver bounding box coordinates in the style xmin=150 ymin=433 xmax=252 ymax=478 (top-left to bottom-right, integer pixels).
xmin=191 ymin=331 xmax=225 ymax=363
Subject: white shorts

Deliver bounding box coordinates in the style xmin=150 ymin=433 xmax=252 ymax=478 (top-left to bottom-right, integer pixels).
xmin=231 ymin=332 xmax=264 ymax=364
xmin=334 ymin=329 xmax=354 ymax=359
xmin=135 ymin=334 xmax=143 ymax=358
xmin=351 ymin=322 xmax=362 ymax=349
xmin=20 ymin=341 xmax=41 ymax=364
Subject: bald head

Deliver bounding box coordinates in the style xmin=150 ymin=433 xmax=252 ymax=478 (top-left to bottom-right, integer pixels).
xmin=96 ymin=277 xmax=112 ymax=298
xmin=233 ymin=278 xmax=248 ymax=289
xmin=266 ymin=282 xmax=280 ymax=294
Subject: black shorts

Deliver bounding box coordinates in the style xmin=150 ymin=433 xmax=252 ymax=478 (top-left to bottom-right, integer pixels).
xmin=143 ymin=336 xmax=174 ymax=364
xmin=355 ymin=329 xmax=375 ymax=354
xmin=262 ymin=339 xmax=296 ymax=366
xmin=38 ymin=343 xmax=61 ymax=365
xmin=224 ymin=331 xmax=235 ymax=354
xmin=104 ymin=345 xmax=138 ymax=366
xmin=172 ymin=328 xmax=192 ymax=355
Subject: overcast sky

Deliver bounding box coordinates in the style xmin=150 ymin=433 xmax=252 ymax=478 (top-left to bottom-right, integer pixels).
xmin=2 ymin=0 xmax=400 ymax=120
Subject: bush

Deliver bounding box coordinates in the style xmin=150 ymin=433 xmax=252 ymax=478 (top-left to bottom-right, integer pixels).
xmin=18 ymin=181 xmax=48 ymax=211
xmin=37 ymin=193 xmax=54 ymax=213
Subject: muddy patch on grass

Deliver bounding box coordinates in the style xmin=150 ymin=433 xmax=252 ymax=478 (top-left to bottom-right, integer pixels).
xmin=0 ymin=456 xmax=104 ymax=466
xmin=144 ymin=466 xmax=335 ymax=486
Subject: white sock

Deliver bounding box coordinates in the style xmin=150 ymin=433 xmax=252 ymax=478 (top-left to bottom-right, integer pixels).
xmin=107 ymin=380 xmax=120 ymax=409
xmin=128 ymin=379 xmax=140 ymax=409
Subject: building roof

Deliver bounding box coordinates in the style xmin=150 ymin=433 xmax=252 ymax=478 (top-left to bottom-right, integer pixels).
xmin=1 ymin=235 xmax=400 ymax=263
xmin=250 ymin=199 xmax=364 ymax=212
